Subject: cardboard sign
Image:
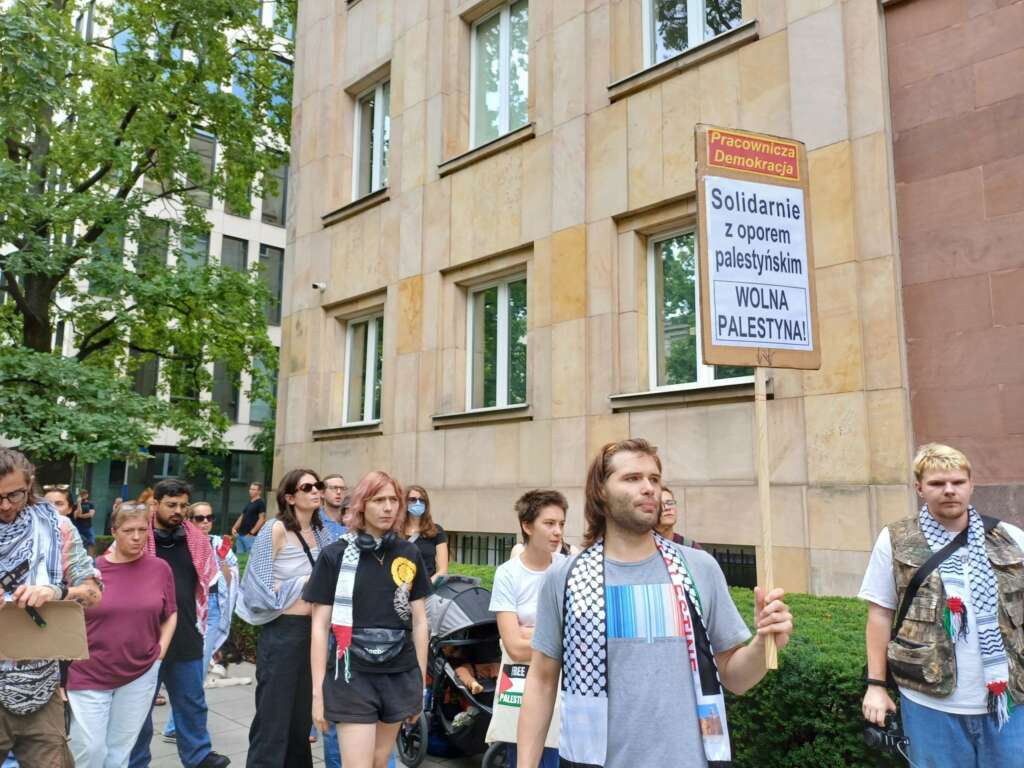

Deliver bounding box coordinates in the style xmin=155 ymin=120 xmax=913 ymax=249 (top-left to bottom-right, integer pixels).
xmin=696 ymin=126 xmax=820 ymax=370
xmin=0 ymin=601 xmax=89 ymax=661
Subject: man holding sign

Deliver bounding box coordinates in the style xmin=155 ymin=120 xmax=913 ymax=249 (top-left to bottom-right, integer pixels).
xmin=516 ymin=439 xmax=793 ymax=768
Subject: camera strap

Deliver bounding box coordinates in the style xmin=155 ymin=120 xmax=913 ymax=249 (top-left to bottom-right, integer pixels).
xmin=891 ymin=515 xmax=1000 ymax=640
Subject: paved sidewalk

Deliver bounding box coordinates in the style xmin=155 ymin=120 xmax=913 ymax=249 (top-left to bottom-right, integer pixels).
xmin=147 ymin=663 xmax=481 ymax=767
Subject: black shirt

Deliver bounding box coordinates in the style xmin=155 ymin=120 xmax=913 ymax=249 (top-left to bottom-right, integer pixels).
xmin=410 ymin=525 xmax=447 ymax=579
xmin=238 ymin=498 xmax=266 ymax=535
xmin=304 ymin=538 xmax=432 ymax=674
xmin=155 ymin=533 xmax=203 ymax=663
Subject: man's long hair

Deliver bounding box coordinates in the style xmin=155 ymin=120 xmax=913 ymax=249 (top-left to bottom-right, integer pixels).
xmin=583 ymin=438 xmax=662 ymax=547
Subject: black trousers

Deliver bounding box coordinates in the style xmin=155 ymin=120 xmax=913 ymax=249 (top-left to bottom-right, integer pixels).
xmin=247 ymin=614 xmax=314 ymax=768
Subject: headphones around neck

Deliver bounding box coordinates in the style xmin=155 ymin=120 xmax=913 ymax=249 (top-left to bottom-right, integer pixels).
xmin=154 ymin=525 xmax=186 ymax=544
xmin=355 ymin=530 xmax=397 ymax=553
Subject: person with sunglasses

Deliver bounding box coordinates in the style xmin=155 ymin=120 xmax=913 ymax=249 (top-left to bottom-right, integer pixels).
xmin=401 ymin=486 xmax=448 ymax=582
xmin=238 ymin=469 xmax=338 ymax=768
xmin=163 ymin=502 xmax=243 ymax=742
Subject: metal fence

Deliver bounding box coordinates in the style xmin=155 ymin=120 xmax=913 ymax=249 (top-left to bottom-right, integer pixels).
xmin=451 ymin=532 xmax=517 ymax=566
xmin=703 ymin=544 xmax=758 ymax=588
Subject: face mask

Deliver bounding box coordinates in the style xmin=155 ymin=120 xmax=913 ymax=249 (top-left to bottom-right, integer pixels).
xmin=408 ymin=500 xmax=426 ymax=518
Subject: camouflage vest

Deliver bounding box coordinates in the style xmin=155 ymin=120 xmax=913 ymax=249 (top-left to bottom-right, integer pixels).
xmin=888 ymin=515 xmax=1024 ymax=702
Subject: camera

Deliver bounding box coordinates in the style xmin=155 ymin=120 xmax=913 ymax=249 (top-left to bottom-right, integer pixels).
xmin=312 ymin=281 xmax=327 ymax=291
xmin=863 ymin=712 xmax=909 ymax=754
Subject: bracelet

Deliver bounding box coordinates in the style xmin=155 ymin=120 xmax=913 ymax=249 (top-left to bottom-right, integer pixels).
xmin=865 ymin=678 xmax=889 ymax=688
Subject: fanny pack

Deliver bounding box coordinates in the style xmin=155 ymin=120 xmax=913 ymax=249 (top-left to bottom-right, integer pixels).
xmin=349 ymin=628 xmax=410 ymax=665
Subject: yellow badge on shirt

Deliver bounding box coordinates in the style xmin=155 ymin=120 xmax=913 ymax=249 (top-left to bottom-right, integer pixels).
xmin=391 ymin=557 xmax=416 ymax=587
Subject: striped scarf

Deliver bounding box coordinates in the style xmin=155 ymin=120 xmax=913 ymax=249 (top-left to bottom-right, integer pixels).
xmin=918 ymin=505 xmax=1013 ymax=726
xmin=560 ymin=534 xmax=731 ymax=767
xmin=145 ymin=521 xmax=216 ymax=634
xmin=330 ymin=532 xmax=361 ymax=681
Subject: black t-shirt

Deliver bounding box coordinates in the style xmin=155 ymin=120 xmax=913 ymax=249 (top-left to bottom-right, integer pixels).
xmin=304 ymin=538 xmax=432 ymax=674
xmin=411 ymin=525 xmax=447 ymax=579
xmin=74 ymin=501 xmax=94 ymax=538
xmin=155 ymin=534 xmax=203 ymax=662
xmin=238 ymin=498 xmax=266 ymax=535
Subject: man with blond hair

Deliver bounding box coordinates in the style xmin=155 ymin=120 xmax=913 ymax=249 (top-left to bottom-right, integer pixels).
xmin=860 ymin=443 xmax=1024 ymax=765
xmin=517 ymin=439 xmax=793 ymax=768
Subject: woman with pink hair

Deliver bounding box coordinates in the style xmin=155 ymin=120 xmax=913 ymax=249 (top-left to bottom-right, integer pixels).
xmin=304 ymin=471 xmax=432 ymax=768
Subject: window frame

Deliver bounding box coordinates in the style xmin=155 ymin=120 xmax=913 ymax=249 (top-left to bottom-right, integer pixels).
xmin=351 ymin=80 xmax=391 ymax=200
xmin=646 ymin=229 xmax=753 ymax=391
xmin=464 ymin=273 xmax=527 ymax=412
xmin=342 ymin=312 xmax=384 ymax=426
xmin=469 ymin=0 xmax=529 ymax=149
xmin=642 ymin=0 xmax=741 ymax=68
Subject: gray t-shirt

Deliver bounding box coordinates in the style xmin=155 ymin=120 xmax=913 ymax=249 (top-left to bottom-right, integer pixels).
xmin=532 ymin=543 xmax=751 ymax=768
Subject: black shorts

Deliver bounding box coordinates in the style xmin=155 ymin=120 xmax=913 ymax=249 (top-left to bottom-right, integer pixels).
xmin=325 ymin=665 xmax=423 ymax=725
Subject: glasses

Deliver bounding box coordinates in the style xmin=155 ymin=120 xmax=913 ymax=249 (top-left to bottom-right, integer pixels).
xmin=191 ymin=514 xmax=214 ymax=523
xmin=297 ymin=482 xmax=325 ymax=493
xmin=161 ymin=501 xmax=190 ymax=511
xmin=0 ymin=489 xmax=28 ymax=506
xmin=325 ymin=484 xmax=347 ymax=493
xmin=663 ymin=500 xmax=677 ymax=508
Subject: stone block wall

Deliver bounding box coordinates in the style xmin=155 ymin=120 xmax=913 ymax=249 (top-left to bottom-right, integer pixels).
xmin=278 ymin=0 xmax=915 ymax=595
xmin=885 ymin=0 xmax=1024 ymax=524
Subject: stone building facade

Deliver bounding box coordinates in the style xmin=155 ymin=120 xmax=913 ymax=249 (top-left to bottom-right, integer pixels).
xmin=883 ymin=0 xmax=1024 ymax=523
xmin=279 ymin=0 xmax=914 ymax=595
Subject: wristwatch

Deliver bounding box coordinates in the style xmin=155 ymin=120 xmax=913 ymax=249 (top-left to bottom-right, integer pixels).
xmin=865 ymin=677 xmax=888 ymax=689
xmin=50 ymin=583 xmax=68 ymax=601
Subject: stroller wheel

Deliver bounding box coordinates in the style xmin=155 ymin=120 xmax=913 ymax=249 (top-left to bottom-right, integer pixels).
xmin=482 ymin=742 xmax=510 ymax=768
xmin=396 ymin=713 xmax=428 ymax=767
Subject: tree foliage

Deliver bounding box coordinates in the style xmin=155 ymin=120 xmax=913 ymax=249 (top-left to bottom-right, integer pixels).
xmin=0 ymin=0 xmax=293 ymax=479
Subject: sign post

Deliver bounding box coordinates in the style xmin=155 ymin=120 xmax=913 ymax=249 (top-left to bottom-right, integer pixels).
xmin=695 ymin=125 xmax=821 ymax=669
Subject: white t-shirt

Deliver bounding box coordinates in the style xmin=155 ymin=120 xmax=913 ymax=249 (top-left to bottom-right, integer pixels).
xmin=489 ymin=553 xmax=564 ymax=627
xmin=859 ymin=521 xmax=1024 ymax=714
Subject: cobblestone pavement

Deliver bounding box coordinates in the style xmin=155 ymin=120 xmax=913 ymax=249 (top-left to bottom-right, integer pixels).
xmin=147 ymin=663 xmax=481 ymax=767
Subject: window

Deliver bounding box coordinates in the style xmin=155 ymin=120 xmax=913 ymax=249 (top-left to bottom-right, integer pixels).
xmin=230 ymin=451 xmax=264 ymax=484
xmin=343 ymin=314 xmax=384 ymax=425
xmin=471 ymin=0 xmax=528 ymax=148
xmin=259 ymin=244 xmax=284 ymax=325
xmin=180 ymin=231 xmax=210 ymax=268
xmin=137 ymin=218 xmax=170 ymax=267
xmin=647 ymin=231 xmax=751 ymax=388
xmin=212 ymin=361 xmax=240 ymax=422
xmin=261 ymin=160 xmax=288 ymax=226
xmin=352 ymin=81 xmax=390 ymax=198
xmin=452 ymin=532 xmax=517 ymax=566
xmin=249 ymin=354 xmax=277 ymax=425
xmin=467 ymin=276 xmax=527 ymax=410
xmin=220 ymin=236 xmax=248 ymax=272
xmin=187 ymin=132 xmax=216 ymax=208
xmin=266 ymin=1 xmax=294 ymax=40
xmin=645 ymin=0 xmax=743 ymax=66
xmin=272 ymin=57 xmax=292 ymax=110
xmin=153 ymin=450 xmax=185 ymax=479
xmin=132 ymin=352 xmax=159 ymax=397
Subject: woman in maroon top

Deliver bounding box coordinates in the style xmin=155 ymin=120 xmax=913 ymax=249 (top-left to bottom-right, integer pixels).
xmin=67 ymin=502 xmax=177 ymax=768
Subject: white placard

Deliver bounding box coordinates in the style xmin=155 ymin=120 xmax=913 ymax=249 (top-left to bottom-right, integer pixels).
xmin=704 ymin=175 xmax=813 ymax=351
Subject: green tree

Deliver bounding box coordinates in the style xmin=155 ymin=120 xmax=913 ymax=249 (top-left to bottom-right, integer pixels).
xmin=0 ymin=0 xmax=293 ymax=481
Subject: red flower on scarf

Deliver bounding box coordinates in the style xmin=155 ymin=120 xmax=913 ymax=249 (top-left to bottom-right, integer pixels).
xmin=947 ymin=596 xmax=964 ymax=614
xmin=988 ymin=681 xmax=1008 ymax=696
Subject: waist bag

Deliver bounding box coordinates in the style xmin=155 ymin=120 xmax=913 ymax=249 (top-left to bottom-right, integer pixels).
xmin=350 ymin=628 xmax=410 ymax=665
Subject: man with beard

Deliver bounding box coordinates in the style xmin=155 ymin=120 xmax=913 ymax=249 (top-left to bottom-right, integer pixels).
xmin=0 ymin=448 xmax=102 ymax=766
xmin=128 ymin=478 xmax=230 ymax=768
xmin=320 ymin=474 xmax=348 ymax=539
xmin=517 ymin=439 xmax=793 ymax=768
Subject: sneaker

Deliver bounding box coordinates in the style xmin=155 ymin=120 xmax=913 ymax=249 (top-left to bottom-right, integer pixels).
xmin=208 ymin=663 xmax=226 ymax=678
xmin=161 ymin=731 xmax=176 ymax=743
xmin=195 ymin=752 xmax=231 ymax=768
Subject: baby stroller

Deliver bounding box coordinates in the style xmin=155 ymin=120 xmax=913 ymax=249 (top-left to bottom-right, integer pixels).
xmin=397 ymin=575 xmax=501 ymax=767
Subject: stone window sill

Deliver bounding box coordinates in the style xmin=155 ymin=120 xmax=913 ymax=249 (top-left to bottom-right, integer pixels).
xmin=312 ymin=421 xmax=383 ymax=441
xmin=321 ymin=187 xmax=389 ymax=228
xmin=608 ymin=379 xmax=767 ymax=413
xmin=438 ymin=123 xmax=536 ymax=178
xmin=431 ymin=403 xmax=532 ymax=429
xmin=607 ymin=20 xmax=759 ymax=103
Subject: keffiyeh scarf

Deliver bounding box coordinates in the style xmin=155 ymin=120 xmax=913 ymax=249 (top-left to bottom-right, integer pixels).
xmin=0 ymin=502 xmax=64 ymax=714
xmin=918 ymin=505 xmax=1013 ymax=726
xmin=145 ymin=521 xmax=217 ymax=634
xmin=560 ymin=534 xmax=731 ymax=767
xmin=330 ymin=532 xmax=361 ymax=682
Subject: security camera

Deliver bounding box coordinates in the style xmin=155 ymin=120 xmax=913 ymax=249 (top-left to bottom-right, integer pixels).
xmin=312 ymin=281 xmax=327 ymax=291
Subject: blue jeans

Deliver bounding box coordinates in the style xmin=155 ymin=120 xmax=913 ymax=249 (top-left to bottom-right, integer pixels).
xmin=235 ymin=535 xmax=255 ymax=554
xmin=901 ymin=693 xmax=1024 ymax=767
xmin=129 ymin=657 xmax=212 ymax=768
xmin=165 ymin=594 xmax=222 ymax=738
xmin=320 ymin=724 xmax=396 ymax=768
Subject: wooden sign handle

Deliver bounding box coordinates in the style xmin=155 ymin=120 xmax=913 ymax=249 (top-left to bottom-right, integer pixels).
xmin=754 ymin=367 xmax=778 ymax=670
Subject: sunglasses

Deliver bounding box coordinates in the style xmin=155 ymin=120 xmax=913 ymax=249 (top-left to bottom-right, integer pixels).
xmin=191 ymin=514 xmax=214 ymax=523
xmin=297 ymin=482 xmax=325 ymax=493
